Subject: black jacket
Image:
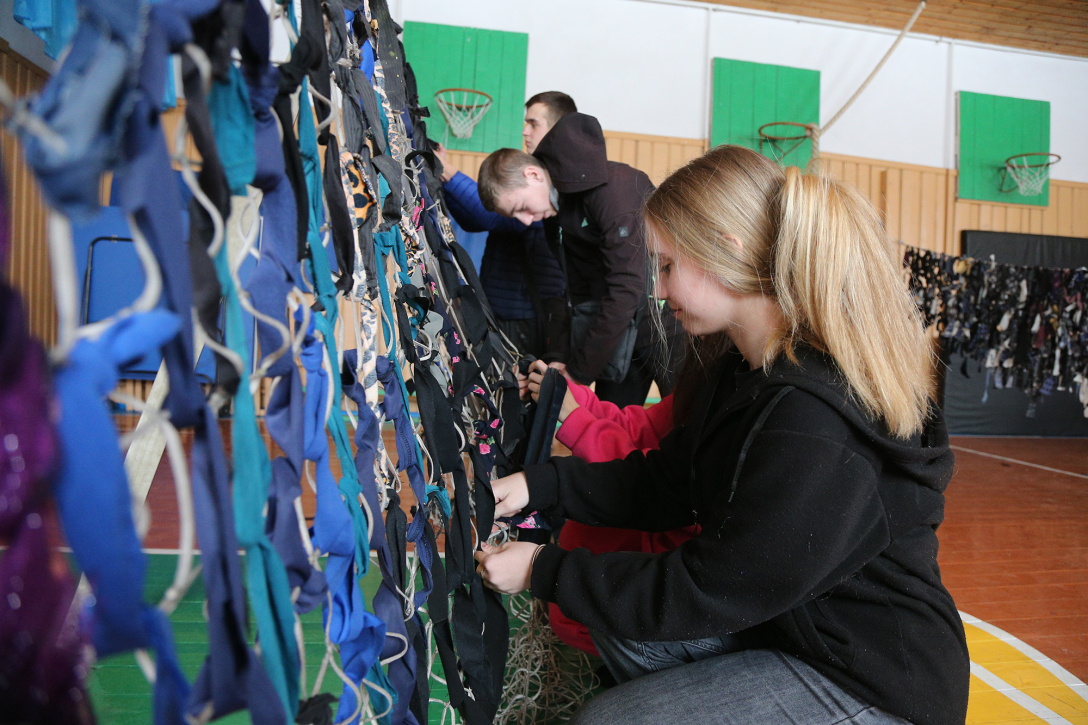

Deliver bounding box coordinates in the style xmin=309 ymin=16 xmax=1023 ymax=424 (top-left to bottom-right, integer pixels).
xmin=442 ymin=171 xmax=564 ymax=321
xmin=533 ymin=113 xmax=655 ymax=384
xmin=523 ymin=348 xmax=970 ymax=725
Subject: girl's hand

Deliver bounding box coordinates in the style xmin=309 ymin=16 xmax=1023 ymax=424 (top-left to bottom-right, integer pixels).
xmin=516 ymin=367 xmax=531 ymax=400
xmin=526 ymin=360 xmax=579 ymax=420
xmin=526 ymin=359 xmax=549 ymax=401
xmin=474 ymin=541 xmax=540 ymax=594
xmin=492 ymin=472 xmax=530 ymax=518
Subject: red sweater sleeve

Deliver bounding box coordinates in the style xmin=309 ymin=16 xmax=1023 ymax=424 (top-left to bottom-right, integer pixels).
xmin=556 ymin=385 xmax=674 ymax=462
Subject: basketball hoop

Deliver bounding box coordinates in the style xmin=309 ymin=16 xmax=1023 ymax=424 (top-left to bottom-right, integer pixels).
xmin=758 ymin=122 xmax=818 ymax=164
xmin=1001 ymin=152 xmax=1060 ymax=197
xmin=434 ymin=87 xmax=493 ymax=141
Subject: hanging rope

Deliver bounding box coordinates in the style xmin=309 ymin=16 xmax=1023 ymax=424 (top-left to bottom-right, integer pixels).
xmin=806 ymin=0 xmax=926 ymax=171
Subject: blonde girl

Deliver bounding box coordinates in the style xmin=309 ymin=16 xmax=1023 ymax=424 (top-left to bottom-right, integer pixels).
xmin=476 ymin=145 xmax=970 ymax=725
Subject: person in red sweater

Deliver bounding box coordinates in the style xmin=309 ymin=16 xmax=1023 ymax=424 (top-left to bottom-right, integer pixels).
xmin=521 ymin=360 xmax=697 ymax=655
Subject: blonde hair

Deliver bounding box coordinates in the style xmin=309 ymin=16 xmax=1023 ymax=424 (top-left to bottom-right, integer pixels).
xmin=645 ymin=145 xmax=934 ymax=438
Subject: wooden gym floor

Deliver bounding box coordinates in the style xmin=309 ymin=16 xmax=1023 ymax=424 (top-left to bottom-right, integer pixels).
xmin=125 ymin=417 xmax=1088 ymax=723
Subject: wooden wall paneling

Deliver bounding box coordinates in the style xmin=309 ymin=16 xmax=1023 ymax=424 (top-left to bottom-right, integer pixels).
xmin=979 ymin=202 xmax=994 ymax=231
xmin=883 ymin=169 xmax=901 ymax=242
xmin=841 ymin=160 xmax=858 ymax=188
xmin=442 ymin=130 xmax=707 ymax=187
xmin=1029 ymin=207 xmax=1044 ymax=236
xmin=0 ymin=41 xmax=53 ymax=345
xmin=446 ymin=150 xmax=484 ymax=181
xmin=702 ymin=0 xmax=1088 ymax=58
xmin=1056 ymin=185 xmax=1074 ymax=236
xmin=434 ymin=138 xmax=1086 ymax=253
xmin=648 ymin=143 xmax=667 ymax=186
xmin=1042 ymin=196 xmax=1060 ymax=235
xmin=942 ymin=171 xmax=956 ymax=255
xmin=604 ymin=136 xmax=621 ymax=163
xmin=900 ymin=169 xmax=922 ymax=248
xmin=856 ymin=163 xmax=872 ymax=205
xmin=1074 ymin=187 xmax=1088 ymax=236
xmin=920 ymin=170 xmax=938 ymax=251
xmin=635 ymin=140 xmax=655 ymax=179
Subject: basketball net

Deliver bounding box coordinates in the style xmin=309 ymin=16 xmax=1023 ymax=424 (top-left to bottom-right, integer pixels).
xmin=434 ymin=88 xmax=493 ymax=142
xmin=1005 ymin=154 xmax=1058 ymax=197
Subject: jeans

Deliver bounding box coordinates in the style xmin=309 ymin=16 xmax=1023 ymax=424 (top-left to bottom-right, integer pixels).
xmin=579 ymin=632 xmax=910 ymax=725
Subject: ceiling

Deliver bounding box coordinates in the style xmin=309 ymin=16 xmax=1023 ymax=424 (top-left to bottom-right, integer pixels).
xmin=703 ymin=0 xmax=1088 ymax=58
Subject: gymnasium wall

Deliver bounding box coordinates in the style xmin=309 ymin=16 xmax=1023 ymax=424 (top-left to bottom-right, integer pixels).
xmin=447 ymin=141 xmax=1088 ymax=256
xmin=396 ymin=0 xmax=1088 ymax=184
xmin=0 ymin=39 xmax=52 ymax=344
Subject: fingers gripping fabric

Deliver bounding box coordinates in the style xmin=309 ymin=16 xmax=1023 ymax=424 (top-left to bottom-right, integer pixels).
xmin=10 ymin=2 xmax=557 ymax=724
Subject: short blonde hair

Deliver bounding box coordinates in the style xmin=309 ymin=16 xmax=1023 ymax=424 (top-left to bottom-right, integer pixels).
xmin=645 ymin=145 xmax=935 ymax=438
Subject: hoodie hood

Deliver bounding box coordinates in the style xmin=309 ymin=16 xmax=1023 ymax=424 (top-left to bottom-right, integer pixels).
xmin=760 ymin=346 xmax=955 ymax=502
xmin=532 ymin=113 xmax=610 ymax=194
xmin=699 ymin=346 xmax=953 ymax=513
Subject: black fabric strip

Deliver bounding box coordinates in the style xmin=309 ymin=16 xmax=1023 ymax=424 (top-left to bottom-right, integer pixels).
xmin=370 ymin=152 xmax=402 ymax=232
xmin=270 ymin=93 xmax=310 ymax=262
xmin=180 ymin=51 xmax=237 ymax=397
xmin=369 ymin=0 xmax=407 ymax=113
xmin=321 ymin=135 xmax=355 ymax=292
xmin=412 ymin=368 xmax=462 ymax=475
xmin=352 ymin=67 xmax=387 ymax=155
xmin=524 ymin=369 xmax=567 ymax=466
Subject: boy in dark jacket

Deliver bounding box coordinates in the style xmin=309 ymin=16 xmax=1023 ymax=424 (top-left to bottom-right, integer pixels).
xmin=478 ymin=113 xmax=681 ymax=406
xmin=435 ymin=92 xmax=574 ymax=358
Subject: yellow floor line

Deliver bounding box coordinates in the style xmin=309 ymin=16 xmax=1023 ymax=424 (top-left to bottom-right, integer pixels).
xmin=962 ymin=610 xmax=1088 ymax=725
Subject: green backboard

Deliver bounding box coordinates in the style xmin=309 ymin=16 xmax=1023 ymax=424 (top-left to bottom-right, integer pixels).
xmin=958 ymin=91 xmax=1051 ymax=207
xmin=711 ymin=58 xmax=820 ymax=169
xmin=403 ymin=22 xmax=528 ymax=153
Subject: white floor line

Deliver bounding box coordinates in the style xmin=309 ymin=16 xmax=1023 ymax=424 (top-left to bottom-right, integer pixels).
xmin=970 ymin=661 xmax=1076 ymax=724
xmin=950 ymin=446 xmax=1088 ymax=481
xmin=961 ymin=611 xmax=1088 ymax=705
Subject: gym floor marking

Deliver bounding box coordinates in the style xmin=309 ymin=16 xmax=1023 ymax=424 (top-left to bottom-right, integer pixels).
xmin=949 ymin=445 xmax=1088 ymax=481
xmin=962 ymin=612 xmax=1088 ymax=724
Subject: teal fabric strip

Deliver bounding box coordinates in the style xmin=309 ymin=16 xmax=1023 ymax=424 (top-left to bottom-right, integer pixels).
xmin=214 ymin=239 xmax=300 ymax=718
xmin=209 ymin=65 xmax=256 ymax=196
xmin=372 ymin=227 xmax=437 ymax=505
xmin=297 ymin=87 xmax=372 ymax=581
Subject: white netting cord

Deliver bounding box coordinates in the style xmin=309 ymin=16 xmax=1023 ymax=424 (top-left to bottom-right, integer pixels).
xmin=494 ymin=593 xmax=599 ymax=725
xmin=1005 ymin=156 xmax=1055 ymax=197
xmin=435 ymin=89 xmax=493 ymax=140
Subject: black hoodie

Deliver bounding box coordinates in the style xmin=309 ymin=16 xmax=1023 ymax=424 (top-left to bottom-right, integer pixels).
xmin=523 ymin=347 xmax=970 ymax=725
xmin=533 ymin=113 xmax=655 ymax=384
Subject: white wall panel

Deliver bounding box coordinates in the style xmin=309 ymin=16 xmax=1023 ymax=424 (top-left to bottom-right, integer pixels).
xmin=403 ymin=0 xmax=710 ymax=139
xmin=396 ymin=0 xmax=1088 ymax=181
xmin=707 ymin=11 xmax=950 ymax=168
xmin=953 ymin=44 xmax=1088 ymax=183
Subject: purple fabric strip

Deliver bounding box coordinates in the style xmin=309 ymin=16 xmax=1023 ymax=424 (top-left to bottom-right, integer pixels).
xmin=0 ymin=185 xmax=92 ymax=723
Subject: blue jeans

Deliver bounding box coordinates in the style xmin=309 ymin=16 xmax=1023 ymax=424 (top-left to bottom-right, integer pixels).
xmin=582 ymin=632 xmax=910 ymax=725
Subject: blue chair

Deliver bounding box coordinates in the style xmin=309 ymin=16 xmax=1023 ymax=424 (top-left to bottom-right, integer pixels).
xmin=71 ymin=206 xmax=218 ymax=382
